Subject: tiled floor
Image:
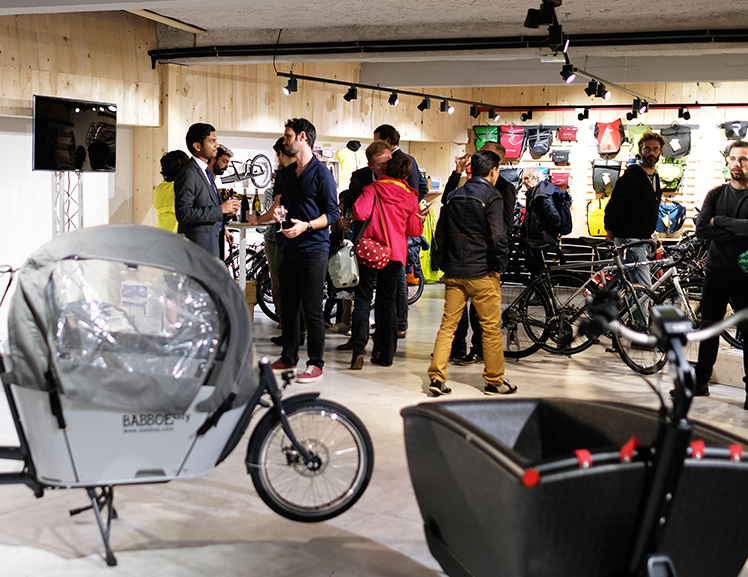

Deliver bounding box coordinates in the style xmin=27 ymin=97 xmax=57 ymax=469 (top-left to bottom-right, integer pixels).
xmin=1 ymin=283 xmax=748 ymax=576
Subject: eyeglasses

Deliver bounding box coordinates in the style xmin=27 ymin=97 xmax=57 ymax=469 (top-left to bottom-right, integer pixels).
xmin=642 ymin=147 xmax=661 ymax=153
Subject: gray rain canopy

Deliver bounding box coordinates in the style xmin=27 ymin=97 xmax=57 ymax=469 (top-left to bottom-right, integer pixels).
xmin=4 ymin=225 xmax=256 ymax=413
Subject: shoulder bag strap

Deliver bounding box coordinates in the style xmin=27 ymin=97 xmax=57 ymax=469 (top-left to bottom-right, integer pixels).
xmin=374 ymin=188 xmax=392 ymax=249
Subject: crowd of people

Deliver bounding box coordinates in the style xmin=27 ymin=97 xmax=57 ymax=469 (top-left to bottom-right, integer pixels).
xmin=154 ymin=118 xmax=748 ymax=408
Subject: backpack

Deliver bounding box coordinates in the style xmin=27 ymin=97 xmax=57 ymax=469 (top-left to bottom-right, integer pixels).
xmin=661 ymin=122 xmax=691 ymax=158
xmin=474 ymin=125 xmax=499 ymax=150
xmin=627 ymin=124 xmax=652 ymax=153
xmin=500 ymin=125 xmax=526 ymax=159
xmin=586 ymin=196 xmax=610 ymax=237
xmin=552 ymin=187 xmax=573 ymax=236
xmin=725 ymin=120 xmax=748 ymax=140
xmin=592 ymin=159 xmax=622 ymax=194
xmin=656 ymin=201 xmax=687 ymax=235
xmin=501 ymin=166 xmax=524 ymax=193
xmin=527 ymin=126 xmax=554 ymax=156
xmin=656 ymin=158 xmax=687 ymax=192
xmin=594 ymin=119 xmax=625 ymax=156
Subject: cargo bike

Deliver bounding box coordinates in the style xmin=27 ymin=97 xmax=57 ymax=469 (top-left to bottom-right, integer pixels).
xmin=0 ymin=225 xmax=373 ymax=566
xmin=403 ymin=293 xmax=748 ymax=577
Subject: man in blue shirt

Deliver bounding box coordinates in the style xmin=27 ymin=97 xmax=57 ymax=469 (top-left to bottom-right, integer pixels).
xmin=271 ymin=118 xmax=339 ymax=383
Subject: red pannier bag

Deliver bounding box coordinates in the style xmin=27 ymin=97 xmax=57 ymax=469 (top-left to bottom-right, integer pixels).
xmin=558 ymin=126 xmax=578 ymax=141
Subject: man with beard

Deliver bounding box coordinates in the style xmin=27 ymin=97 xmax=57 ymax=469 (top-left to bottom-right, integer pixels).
xmin=604 ymin=132 xmax=665 ymax=287
xmin=691 ymin=140 xmax=748 ymax=403
xmin=210 ymin=144 xmax=235 ymax=249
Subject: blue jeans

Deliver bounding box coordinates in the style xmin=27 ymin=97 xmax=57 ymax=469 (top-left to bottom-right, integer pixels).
xmin=614 ymin=237 xmax=651 ymax=288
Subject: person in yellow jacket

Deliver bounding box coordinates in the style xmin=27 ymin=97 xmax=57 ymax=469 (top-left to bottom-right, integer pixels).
xmin=154 ymin=150 xmax=190 ymax=233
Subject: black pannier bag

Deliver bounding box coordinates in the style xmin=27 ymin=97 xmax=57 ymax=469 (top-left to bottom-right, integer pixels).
xmin=660 ymin=122 xmax=691 ymax=158
xmin=527 ymin=126 xmax=554 ymax=156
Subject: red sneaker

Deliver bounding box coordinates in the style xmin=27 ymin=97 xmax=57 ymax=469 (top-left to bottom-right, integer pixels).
xmin=271 ymin=358 xmax=297 ymax=372
xmin=296 ymin=365 xmax=323 ymax=383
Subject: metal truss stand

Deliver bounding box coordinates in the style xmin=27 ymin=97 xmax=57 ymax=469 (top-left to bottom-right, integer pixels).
xmin=53 ymin=171 xmax=83 ymax=236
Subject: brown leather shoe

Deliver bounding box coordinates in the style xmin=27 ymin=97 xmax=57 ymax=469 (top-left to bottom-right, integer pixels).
xmin=336 ymin=339 xmax=353 ymax=351
xmin=397 ymin=330 xmax=407 ymax=339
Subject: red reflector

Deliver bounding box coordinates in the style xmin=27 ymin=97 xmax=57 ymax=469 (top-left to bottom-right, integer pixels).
xmin=575 ymin=449 xmax=593 ymax=469
xmin=729 ymin=444 xmax=744 ymax=462
xmin=620 ymin=436 xmax=641 ymax=463
xmin=522 ymin=469 xmax=540 ymax=487
xmin=690 ymin=440 xmax=706 ymax=459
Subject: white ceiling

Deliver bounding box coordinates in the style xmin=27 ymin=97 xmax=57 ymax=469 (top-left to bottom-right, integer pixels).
xmin=4 ymin=0 xmax=748 ymax=87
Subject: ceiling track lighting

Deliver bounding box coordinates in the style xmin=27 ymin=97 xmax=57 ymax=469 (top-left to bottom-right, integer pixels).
xmin=282 ymin=75 xmax=297 ymax=96
xmin=639 ymin=100 xmax=649 ymax=113
xmin=595 ymin=83 xmax=611 ymax=100
xmin=470 ymin=104 xmax=481 ymax=118
xmin=560 ymin=64 xmax=576 ymax=84
xmin=577 ymin=107 xmax=590 ymax=121
xmin=440 ymin=100 xmax=454 ymax=114
xmin=417 ymin=97 xmax=431 ymax=111
xmin=584 ymin=80 xmax=598 ymax=97
xmin=678 ymin=106 xmax=691 ymax=120
xmin=520 ymin=109 xmax=533 ymax=122
xmin=343 ymin=86 xmax=357 ymax=102
xmin=626 ymin=109 xmax=639 ymax=121
xmin=489 ymin=108 xmax=500 ymax=121
xmin=388 ymin=92 xmax=399 ymax=106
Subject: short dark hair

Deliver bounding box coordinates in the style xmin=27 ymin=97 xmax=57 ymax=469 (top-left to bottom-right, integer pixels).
xmin=470 ymin=150 xmax=500 ymax=178
xmin=216 ymin=144 xmax=233 ymax=161
xmin=273 ymin=137 xmax=287 ymax=155
xmin=638 ymin=132 xmax=666 ymax=152
xmin=285 ymin=118 xmax=316 ymax=148
xmin=160 ymin=150 xmax=190 ymax=182
xmin=185 ymin=123 xmax=215 ymax=155
xmin=365 ymin=140 xmax=392 ymax=163
xmin=727 ymin=140 xmax=748 ymax=155
xmin=385 ymin=154 xmax=412 ymax=185
xmin=373 ymin=124 xmax=400 ymax=146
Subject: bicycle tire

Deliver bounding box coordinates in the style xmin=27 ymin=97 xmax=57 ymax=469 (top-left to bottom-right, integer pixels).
xmin=539 ymin=272 xmax=597 ymax=355
xmin=407 ymin=272 xmax=424 ymax=305
xmin=256 ymin=265 xmax=279 ymax=323
xmin=501 ymin=278 xmax=549 ymax=358
xmin=246 ymin=397 xmax=374 ymax=522
xmin=613 ymin=284 xmax=666 ymax=374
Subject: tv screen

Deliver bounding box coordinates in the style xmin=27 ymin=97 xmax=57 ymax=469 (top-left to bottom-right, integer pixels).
xmin=33 ymin=95 xmax=117 ymax=172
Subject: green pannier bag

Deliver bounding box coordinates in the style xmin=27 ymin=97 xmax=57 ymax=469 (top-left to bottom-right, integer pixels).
xmin=656 ymin=158 xmax=687 ymax=192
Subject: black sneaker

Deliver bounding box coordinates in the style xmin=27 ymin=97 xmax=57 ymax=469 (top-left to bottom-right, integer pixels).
xmin=428 ymin=380 xmax=452 ymax=397
xmin=484 ymin=381 xmax=518 ymax=395
xmin=454 ymin=351 xmax=483 ymax=365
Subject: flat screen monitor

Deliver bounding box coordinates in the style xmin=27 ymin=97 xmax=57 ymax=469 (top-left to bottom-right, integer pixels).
xmin=33 ymin=95 xmax=117 ymax=172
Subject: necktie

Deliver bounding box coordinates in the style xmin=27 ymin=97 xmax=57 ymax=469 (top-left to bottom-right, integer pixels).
xmin=205 ymin=167 xmax=221 ymax=204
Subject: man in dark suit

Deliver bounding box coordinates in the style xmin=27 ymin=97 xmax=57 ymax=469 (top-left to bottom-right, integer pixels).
xmin=372 ymin=124 xmax=428 ymax=338
xmin=175 ymin=123 xmax=240 ymax=258
xmin=341 ymin=139 xmax=392 ymax=214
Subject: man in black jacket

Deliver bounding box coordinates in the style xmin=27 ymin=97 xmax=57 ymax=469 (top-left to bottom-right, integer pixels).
xmin=520 ymin=167 xmax=563 ymax=275
xmin=427 ymin=150 xmax=516 ymax=396
xmin=692 ymin=140 xmax=748 ymax=404
xmin=604 ymin=132 xmax=664 ymax=287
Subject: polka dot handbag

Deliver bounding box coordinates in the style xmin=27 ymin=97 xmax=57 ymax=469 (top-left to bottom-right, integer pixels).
xmin=355 ymin=190 xmax=392 ymax=270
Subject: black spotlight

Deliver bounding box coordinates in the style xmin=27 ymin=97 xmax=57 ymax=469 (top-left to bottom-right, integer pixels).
xmin=282 ymin=75 xmax=297 ymax=96
xmin=639 ymin=100 xmax=649 ymax=113
xmin=470 ymin=104 xmax=481 ymax=118
xmin=539 ymin=1 xmax=556 ymax=26
xmin=440 ymin=100 xmax=454 ymax=114
xmin=417 ymin=97 xmax=431 ymax=111
xmin=560 ymin=64 xmax=576 ymax=84
xmin=524 ymin=8 xmax=541 ymax=28
xmin=520 ymin=109 xmax=533 ymax=122
xmin=388 ymin=92 xmax=399 ymax=106
xmin=584 ymin=80 xmax=598 ymax=97
xmin=577 ymin=107 xmax=589 ymax=121
xmin=548 ymin=23 xmax=564 ymax=51
xmin=596 ymin=83 xmax=611 ymax=100
xmin=679 ymin=106 xmax=691 ymax=121
xmin=343 ymin=86 xmax=357 ymax=102
xmin=626 ymin=110 xmax=639 ymax=121
xmin=489 ymin=107 xmax=500 ymax=121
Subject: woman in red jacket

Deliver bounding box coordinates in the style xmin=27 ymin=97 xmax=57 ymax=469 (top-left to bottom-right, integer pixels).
xmin=350 ymin=154 xmax=424 ymax=369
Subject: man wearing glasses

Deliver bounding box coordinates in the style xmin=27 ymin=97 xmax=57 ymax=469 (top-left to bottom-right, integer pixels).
xmin=604 ymin=132 xmax=665 ymax=287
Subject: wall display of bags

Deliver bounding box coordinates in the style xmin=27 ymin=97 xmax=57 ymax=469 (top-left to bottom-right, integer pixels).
xmin=724 ymin=121 xmax=748 ymax=140
xmin=656 ymin=200 xmax=687 ymax=234
xmin=594 ymin=119 xmax=625 ymax=156
xmin=558 ymin=126 xmax=578 ymax=141
xmin=587 ymin=196 xmax=610 ymax=237
xmin=526 ymin=126 xmax=554 ymax=156
xmin=626 ymin=124 xmax=652 ymax=153
xmin=550 ymin=171 xmax=570 ymax=186
xmin=551 ymin=149 xmax=570 ymax=165
xmin=474 ymin=125 xmax=499 ymax=151
xmin=656 ymin=158 xmax=687 ymax=192
xmin=500 ymin=125 xmax=526 ymax=159
xmin=501 ymin=166 xmax=524 ymax=193
xmin=592 ymin=159 xmax=622 ymax=194
xmin=661 ymin=122 xmax=691 ymax=158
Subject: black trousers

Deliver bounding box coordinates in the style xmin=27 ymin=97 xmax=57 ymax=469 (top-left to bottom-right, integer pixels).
xmin=695 ymin=272 xmax=748 ymax=389
xmin=279 ymin=250 xmax=327 ymax=368
xmin=453 ymin=302 xmax=482 ymax=356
